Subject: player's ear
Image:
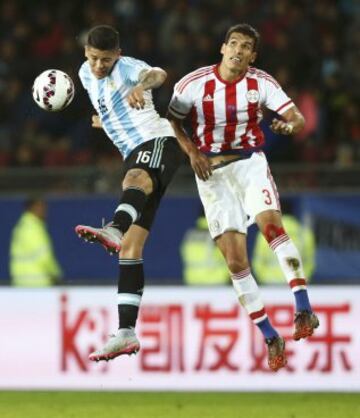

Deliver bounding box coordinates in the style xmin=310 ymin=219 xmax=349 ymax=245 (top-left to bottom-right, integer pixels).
xmin=117 ymin=48 xmax=122 ymax=58
xmin=250 ymin=51 xmax=257 ymax=64
xmin=220 ymin=43 xmax=226 ymax=56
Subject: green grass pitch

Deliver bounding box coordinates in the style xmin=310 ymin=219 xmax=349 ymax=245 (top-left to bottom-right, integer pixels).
xmin=0 ymin=392 xmax=359 ymax=418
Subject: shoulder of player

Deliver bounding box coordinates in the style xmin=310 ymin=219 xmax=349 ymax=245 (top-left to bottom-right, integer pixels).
xmin=175 ymin=65 xmax=216 ymax=94
xmin=118 ymin=56 xmax=150 ymax=70
xmin=78 ymin=61 xmax=92 ymax=84
xmin=247 ymin=66 xmax=280 ymax=88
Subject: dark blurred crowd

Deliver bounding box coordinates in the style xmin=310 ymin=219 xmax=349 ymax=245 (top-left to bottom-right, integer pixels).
xmin=0 ymin=0 xmax=359 ymax=169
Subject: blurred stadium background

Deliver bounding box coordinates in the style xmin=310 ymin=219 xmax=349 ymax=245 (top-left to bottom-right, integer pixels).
xmin=1 ymin=0 xmax=360 ymax=285
xmin=1 ymin=0 xmax=360 ymax=416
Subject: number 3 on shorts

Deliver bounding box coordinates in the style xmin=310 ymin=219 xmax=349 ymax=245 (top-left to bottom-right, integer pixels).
xmin=262 ymin=189 xmax=272 ymax=205
xmin=136 ymin=150 xmax=152 ymax=164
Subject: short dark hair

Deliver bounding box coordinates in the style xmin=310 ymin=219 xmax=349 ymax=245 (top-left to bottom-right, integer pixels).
xmin=224 ymin=23 xmax=260 ymax=52
xmin=86 ymin=25 xmax=120 ymax=50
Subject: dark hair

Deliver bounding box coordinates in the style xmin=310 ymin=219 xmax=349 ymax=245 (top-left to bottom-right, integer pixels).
xmin=224 ymin=23 xmax=260 ymax=52
xmin=86 ymin=25 xmax=120 ymax=50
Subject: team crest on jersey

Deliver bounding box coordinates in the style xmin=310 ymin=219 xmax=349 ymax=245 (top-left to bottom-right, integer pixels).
xmin=246 ymin=89 xmax=259 ymax=103
xmin=107 ymin=79 xmax=117 ymax=90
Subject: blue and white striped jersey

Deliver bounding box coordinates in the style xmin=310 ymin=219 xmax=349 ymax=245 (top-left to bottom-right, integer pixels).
xmin=79 ymin=56 xmax=174 ymax=159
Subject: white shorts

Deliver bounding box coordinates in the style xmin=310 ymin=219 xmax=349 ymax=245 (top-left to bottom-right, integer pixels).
xmin=195 ymin=152 xmax=280 ymax=238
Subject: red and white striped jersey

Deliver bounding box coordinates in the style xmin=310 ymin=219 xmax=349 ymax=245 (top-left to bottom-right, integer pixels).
xmin=168 ymin=64 xmax=294 ymax=153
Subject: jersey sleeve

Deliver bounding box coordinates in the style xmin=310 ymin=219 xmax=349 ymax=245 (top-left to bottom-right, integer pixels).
xmin=78 ymin=62 xmax=91 ymax=91
xmin=168 ymin=79 xmax=194 ymax=120
xmin=121 ymin=57 xmax=152 ymax=85
xmin=262 ymin=75 xmax=294 ymax=115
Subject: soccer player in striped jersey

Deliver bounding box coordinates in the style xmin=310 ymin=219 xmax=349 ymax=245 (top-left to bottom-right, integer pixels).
xmin=168 ymin=23 xmax=319 ymax=371
xmin=75 ymin=25 xmax=183 ymax=362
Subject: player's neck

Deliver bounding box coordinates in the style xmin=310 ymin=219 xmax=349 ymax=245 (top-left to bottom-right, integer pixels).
xmin=218 ymin=63 xmax=247 ymax=82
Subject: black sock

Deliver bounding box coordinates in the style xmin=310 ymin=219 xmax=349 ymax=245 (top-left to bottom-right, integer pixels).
xmin=113 ymin=187 xmax=148 ymax=234
xmin=117 ymin=258 xmax=144 ymax=329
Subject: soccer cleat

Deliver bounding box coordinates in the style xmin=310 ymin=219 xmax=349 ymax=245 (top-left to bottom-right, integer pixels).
xmin=265 ymin=336 xmax=287 ymax=372
xmin=89 ymin=328 xmax=140 ymax=362
xmin=293 ymin=310 xmax=319 ymax=341
xmin=75 ymin=222 xmax=122 ymax=254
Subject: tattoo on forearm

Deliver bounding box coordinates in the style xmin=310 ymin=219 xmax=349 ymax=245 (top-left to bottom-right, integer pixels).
xmin=139 ymin=70 xmax=165 ymax=90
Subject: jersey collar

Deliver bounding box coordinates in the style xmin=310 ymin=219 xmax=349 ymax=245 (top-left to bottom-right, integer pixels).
xmin=214 ymin=63 xmax=247 ymax=85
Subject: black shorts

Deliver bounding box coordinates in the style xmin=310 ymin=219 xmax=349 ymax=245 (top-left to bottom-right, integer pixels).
xmin=122 ymin=136 xmax=183 ymax=231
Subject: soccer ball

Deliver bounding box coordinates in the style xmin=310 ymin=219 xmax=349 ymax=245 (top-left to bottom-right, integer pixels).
xmin=32 ymin=69 xmax=75 ymax=111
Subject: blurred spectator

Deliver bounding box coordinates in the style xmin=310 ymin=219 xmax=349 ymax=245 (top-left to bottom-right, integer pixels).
xmin=295 ymin=89 xmax=320 ymax=142
xmin=181 ymin=215 xmax=229 ymax=285
xmin=9 ymin=196 xmax=63 ymax=287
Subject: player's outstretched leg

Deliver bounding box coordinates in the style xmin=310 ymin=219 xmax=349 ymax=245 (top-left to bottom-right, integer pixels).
xmin=269 ymin=233 xmax=320 ymax=340
xmin=293 ymin=310 xmax=319 ymax=341
xmin=89 ymin=328 xmax=140 ymax=362
xmin=75 ymin=222 xmax=122 ymax=255
xmin=232 ymin=268 xmax=287 ymax=372
xmin=265 ymin=336 xmax=287 ymax=372
xmin=75 ymin=187 xmax=149 ymax=255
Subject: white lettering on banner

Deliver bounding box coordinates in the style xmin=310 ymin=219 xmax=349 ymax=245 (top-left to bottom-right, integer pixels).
xmin=0 ymin=287 xmax=358 ymax=390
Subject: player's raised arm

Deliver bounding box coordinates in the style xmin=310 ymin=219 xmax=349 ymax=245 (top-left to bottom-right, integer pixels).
xmin=138 ymin=67 xmax=167 ymax=89
xmin=270 ymin=105 xmax=305 ymax=135
xmin=127 ymin=67 xmax=167 ymax=110
xmin=168 ymin=114 xmax=212 ymax=181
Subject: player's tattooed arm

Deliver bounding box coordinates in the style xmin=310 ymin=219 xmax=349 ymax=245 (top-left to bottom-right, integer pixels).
xmin=138 ymin=68 xmax=167 ymax=90
xmin=270 ymin=105 xmax=305 ymax=135
xmin=127 ymin=68 xmax=167 ymax=110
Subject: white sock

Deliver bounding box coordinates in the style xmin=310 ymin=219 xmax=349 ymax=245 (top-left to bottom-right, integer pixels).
xmin=271 ymin=235 xmax=307 ymax=291
xmin=231 ymin=268 xmax=267 ymax=324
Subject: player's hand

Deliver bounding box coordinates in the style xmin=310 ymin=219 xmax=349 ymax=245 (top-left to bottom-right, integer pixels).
xmin=91 ymin=114 xmax=102 ymax=129
xmin=270 ymin=118 xmax=294 ymax=135
xmin=189 ymin=150 xmax=212 ymax=181
xmin=127 ymin=85 xmax=145 ymax=110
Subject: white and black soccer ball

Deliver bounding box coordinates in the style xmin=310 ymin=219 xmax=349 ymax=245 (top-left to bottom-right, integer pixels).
xmin=32 ymin=69 xmax=75 ymax=111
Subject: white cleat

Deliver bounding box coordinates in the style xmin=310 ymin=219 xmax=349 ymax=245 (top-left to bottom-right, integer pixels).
xmin=75 ymin=222 xmax=122 ymax=254
xmin=89 ymin=329 xmax=140 ymax=362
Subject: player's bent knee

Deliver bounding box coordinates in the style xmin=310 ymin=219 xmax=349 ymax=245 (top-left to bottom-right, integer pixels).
xmin=263 ymin=223 xmax=286 ymax=243
xmin=123 ymin=169 xmax=153 ymax=194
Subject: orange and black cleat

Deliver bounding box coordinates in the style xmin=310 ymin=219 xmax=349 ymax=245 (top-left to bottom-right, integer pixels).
xmin=265 ymin=336 xmax=287 ymax=372
xmin=293 ymin=310 xmax=319 ymax=341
